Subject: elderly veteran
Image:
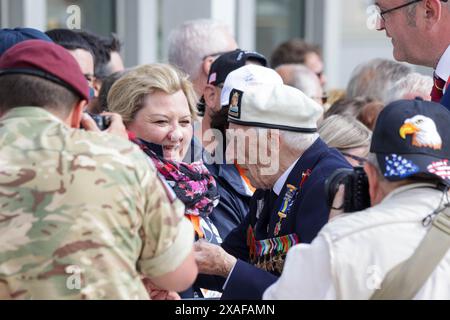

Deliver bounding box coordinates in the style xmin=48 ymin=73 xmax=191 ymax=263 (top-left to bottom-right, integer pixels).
xmin=194 ymin=70 xmax=351 ymax=300
xmin=264 ymin=98 xmax=450 ymax=300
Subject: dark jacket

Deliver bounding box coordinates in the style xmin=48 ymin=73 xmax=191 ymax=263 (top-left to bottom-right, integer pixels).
xmin=199 ymin=138 xmax=352 ymax=300
xmin=441 ymin=85 xmax=450 ymax=110
xmin=181 ymin=137 xmax=251 ymax=298
xmin=186 ymin=136 xmax=252 ymax=240
xmin=205 ymin=162 xmax=251 ymax=240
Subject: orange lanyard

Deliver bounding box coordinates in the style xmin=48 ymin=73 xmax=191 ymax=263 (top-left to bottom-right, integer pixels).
xmin=235 ymin=162 xmax=256 ymax=193
xmin=187 ymin=215 xmax=204 ymax=239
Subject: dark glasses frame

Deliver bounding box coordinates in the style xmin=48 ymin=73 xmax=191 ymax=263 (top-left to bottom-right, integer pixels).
xmin=342 ymin=152 xmax=368 ymax=166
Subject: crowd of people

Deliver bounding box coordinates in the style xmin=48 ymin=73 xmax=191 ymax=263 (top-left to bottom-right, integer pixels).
xmin=0 ymin=0 xmax=449 ymax=300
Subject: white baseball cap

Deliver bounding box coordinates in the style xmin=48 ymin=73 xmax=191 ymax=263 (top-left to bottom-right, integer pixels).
xmin=227 ymin=83 xmax=324 ymax=133
xmin=220 ymin=65 xmax=283 ymax=107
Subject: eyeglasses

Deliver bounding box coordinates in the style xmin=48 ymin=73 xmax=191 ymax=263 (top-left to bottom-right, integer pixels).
xmin=372 ymin=0 xmax=448 ymax=30
xmin=372 ymin=0 xmax=421 ymax=30
xmin=342 ymin=152 xmax=368 ymax=166
xmin=380 ymin=0 xmax=422 ymax=17
xmin=202 ymin=51 xmax=229 ymax=61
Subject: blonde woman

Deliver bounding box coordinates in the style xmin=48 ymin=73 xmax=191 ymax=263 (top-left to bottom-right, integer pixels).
xmin=108 ymin=63 xmax=224 ymax=237
xmin=108 ymin=64 xmax=227 ymax=298
xmin=318 ymin=115 xmax=372 ymax=167
xmin=108 ymin=64 xmax=198 ymax=162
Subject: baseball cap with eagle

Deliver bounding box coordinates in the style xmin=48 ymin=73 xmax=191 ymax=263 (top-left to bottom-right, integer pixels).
xmin=371 ymin=98 xmax=450 ymax=184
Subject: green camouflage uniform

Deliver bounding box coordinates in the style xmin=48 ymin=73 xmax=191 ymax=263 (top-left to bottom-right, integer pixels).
xmin=0 ymin=107 xmax=194 ymax=300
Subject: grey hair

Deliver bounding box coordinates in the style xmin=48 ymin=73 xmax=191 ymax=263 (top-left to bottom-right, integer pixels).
xmin=253 ymin=127 xmax=319 ymax=153
xmin=276 ymin=64 xmax=322 ymax=98
xmin=367 ymin=152 xmax=382 ymax=174
xmin=405 ymin=1 xmax=418 ymax=27
xmin=347 ymin=59 xmax=412 ymax=101
xmin=168 ymin=19 xmax=234 ymax=81
xmin=279 ymin=131 xmax=320 ymax=153
xmin=384 ymin=72 xmax=433 ymax=104
xmin=366 ymin=153 xmax=391 ymax=183
xmin=318 ymin=115 xmax=372 ymax=151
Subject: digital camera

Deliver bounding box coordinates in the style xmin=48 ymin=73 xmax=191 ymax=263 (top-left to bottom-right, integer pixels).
xmin=81 ymin=112 xmax=111 ymax=131
xmin=325 ymin=167 xmax=371 ymax=213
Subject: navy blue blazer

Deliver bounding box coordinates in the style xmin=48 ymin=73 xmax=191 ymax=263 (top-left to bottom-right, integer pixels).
xmin=441 ymin=85 xmax=450 ymax=110
xmin=213 ymin=138 xmax=352 ymax=300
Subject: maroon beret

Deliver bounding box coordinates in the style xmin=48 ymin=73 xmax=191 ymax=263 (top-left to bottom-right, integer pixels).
xmin=0 ymin=39 xmax=89 ymax=101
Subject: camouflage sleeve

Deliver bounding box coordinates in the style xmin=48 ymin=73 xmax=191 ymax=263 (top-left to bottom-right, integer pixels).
xmin=137 ymin=172 xmax=195 ymax=279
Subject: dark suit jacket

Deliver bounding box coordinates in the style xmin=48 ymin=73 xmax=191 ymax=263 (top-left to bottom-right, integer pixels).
xmin=181 ymin=137 xmax=251 ymax=298
xmin=441 ymin=83 xmax=450 ymax=110
xmin=205 ymin=163 xmax=251 ymax=240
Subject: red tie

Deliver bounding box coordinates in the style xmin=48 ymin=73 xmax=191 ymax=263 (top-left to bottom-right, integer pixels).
xmin=431 ymin=74 xmax=446 ymax=102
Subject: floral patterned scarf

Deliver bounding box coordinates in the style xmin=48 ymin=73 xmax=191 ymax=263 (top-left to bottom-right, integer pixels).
xmin=133 ymin=138 xmax=219 ymax=218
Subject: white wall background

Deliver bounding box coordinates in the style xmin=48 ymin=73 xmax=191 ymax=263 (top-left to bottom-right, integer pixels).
xmin=0 ymin=0 xmax=433 ymax=89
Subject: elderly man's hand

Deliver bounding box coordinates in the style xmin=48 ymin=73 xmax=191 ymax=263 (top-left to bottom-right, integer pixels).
xmin=329 ymin=184 xmax=345 ymax=221
xmin=194 ymin=240 xmax=237 ymax=278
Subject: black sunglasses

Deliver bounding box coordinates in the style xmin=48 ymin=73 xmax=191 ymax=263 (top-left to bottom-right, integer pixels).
xmin=202 ymin=51 xmax=229 ymax=61
xmin=342 ymin=152 xmax=368 ymax=166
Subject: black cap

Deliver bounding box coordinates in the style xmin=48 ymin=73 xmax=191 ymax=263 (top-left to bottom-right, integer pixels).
xmin=371 ymin=98 xmax=450 ymax=184
xmin=207 ymin=49 xmax=267 ymax=86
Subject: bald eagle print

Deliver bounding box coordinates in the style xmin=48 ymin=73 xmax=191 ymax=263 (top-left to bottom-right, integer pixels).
xmin=399 ymin=115 xmax=442 ymax=150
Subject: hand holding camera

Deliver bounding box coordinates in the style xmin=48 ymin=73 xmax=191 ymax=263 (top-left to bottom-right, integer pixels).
xmin=325 ymin=167 xmax=371 ymax=214
xmin=80 ymin=112 xmax=129 ymax=140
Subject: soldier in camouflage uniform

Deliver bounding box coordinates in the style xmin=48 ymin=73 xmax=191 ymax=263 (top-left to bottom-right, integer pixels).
xmin=0 ymin=40 xmax=197 ymax=300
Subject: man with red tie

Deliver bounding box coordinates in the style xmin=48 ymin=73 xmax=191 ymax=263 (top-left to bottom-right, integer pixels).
xmin=374 ymin=0 xmax=450 ymax=109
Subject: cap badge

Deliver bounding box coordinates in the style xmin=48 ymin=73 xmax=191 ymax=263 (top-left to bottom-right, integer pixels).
xmin=228 ymin=89 xmax=243 ymax=119
xmin=384 ymin=154 xmax=419 ymax=178
xmin=428 ymin=160 xmax=450 ymax=180
xmin=399 ymin=115 xmax=442 ymax=150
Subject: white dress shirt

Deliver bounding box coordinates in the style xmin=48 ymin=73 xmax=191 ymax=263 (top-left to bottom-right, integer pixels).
xmin=273 ymin=158 xmax=299 ymax=196
xmin=263 ymin=184 xmax=450 ymax=300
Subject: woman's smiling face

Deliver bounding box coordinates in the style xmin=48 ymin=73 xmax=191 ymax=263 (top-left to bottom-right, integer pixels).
xmin=128 ymin=90 xmax=193 ymax=162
